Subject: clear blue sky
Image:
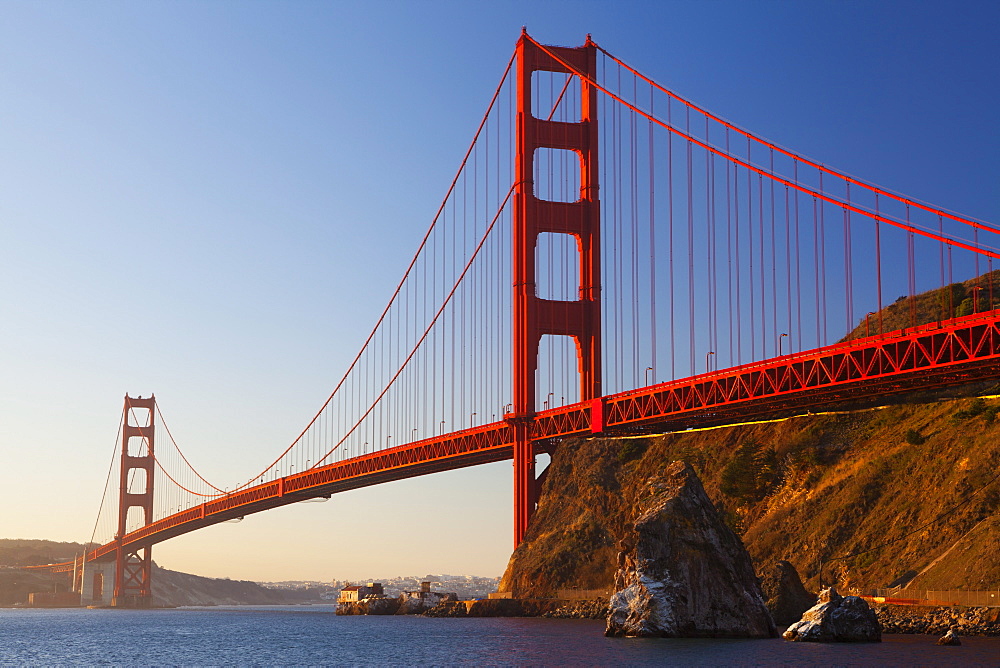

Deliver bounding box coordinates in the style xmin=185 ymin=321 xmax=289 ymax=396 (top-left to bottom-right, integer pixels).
xmin=1 ymin=1 xmax=996 ymax=582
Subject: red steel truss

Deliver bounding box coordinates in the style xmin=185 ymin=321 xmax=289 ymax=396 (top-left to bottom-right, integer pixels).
xmin=47 ymin=311 xmax=996 ymax=571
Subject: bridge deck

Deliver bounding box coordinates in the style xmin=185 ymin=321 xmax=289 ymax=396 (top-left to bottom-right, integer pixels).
xmin=44 ymin=312 xmax=1000 ymax=572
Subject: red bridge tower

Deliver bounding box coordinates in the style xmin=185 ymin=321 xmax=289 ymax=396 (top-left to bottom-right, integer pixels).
xmin=113 ymin=394 xmax=155 ymax=607
xmin=511 ymin=33 xmax=601 ymax=546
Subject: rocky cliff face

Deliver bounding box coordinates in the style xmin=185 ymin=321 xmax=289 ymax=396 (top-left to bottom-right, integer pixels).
xmin=499 ymin=438 xmax=623 ymax=598
xmin=760 ymin=560 xmax=815 ymax=626
xmin=500 ymin=391 xmax=1000 ymax=598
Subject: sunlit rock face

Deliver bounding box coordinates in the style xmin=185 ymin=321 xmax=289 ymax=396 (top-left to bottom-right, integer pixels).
xmin=782 ymin=587 xmax=881 ymax=642
xmin=605 ymin=461 xmax=776 ymax=638
xmin=335 ymin=597 xmax=400 ymax=615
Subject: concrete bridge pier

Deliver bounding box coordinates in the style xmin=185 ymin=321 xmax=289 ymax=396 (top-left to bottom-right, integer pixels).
xmin=79 ymin=560 xmax=115 ymax=607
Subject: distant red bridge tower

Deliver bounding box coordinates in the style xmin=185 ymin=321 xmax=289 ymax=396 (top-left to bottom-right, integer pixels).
xmin=113 ymin=394 xmax=155 ymax=607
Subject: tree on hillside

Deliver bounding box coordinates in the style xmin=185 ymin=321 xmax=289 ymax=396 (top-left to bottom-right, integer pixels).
xmin=720 ymin=440 xmax=781 ymax=504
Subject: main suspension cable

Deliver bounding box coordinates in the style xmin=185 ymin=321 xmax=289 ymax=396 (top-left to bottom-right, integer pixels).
xmin=229 ymin=48 xmax=518 ymax=491
xmin=592 ymin=40 xmax=997 ymax=235
xmin=526 ymin=35 xmax=999 ymax=256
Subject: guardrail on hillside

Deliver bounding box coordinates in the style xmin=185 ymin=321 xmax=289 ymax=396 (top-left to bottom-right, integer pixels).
xmin=556 ymin=588 xmax=613 ymax=600
xmin=853 ymin=589 xmax=1000 ymax=608
xmin=488 ymin=589 xmax=611 ymax=600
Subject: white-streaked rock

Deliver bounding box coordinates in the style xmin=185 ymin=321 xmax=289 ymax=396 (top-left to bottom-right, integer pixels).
xmin=782 ymin=587 xmax=881 ymax=642
xmin=605 ymin=461 xmax=776 ymax=638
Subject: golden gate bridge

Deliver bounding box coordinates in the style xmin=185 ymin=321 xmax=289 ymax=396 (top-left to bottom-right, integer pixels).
xmin=38 ymin=32 xmax=1000 ymax=607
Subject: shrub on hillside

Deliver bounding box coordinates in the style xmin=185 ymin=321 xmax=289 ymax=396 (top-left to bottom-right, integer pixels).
xmin=938 ymin=283 xmax=968 ymax=319
xmin=618 ymin=440 xmax=647 ymax=463
xmin=720 ymin=440 xmax=781 ymax=504
xmin=955 ymin=297 xmax=975 ymax=317
xmin=984 ymin=406 xmax=998 ymax=425
xmin=953 ymin=398 xmax=994 ymax=424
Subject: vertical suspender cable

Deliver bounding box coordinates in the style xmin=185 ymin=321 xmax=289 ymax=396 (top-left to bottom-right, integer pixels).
xmin=874 ymin=193 xmax=883 ymax=334
xmin=939 ymin=213 xmax=946 ymax=321
xmin=668 ymin=98 xmax=675 ymax=379
xmin=813 ymin=193 xmax=820 ymax=348
xmin=726 ymin=129 xmax=734 ymax=365
xmin=706 ymin=116 xmax=716 ymax=362
xmin=844 ymin=183 xmax=853 ymax=336
xmin=785 ymin=181 xmax=791 ymax=346
xmin=687 ymin=106 xmax=694 ymax=375
xmin=947 ymin=215 xmax=954 ymax=317
xmin=747 ymin=138 xmax=755 ymax=359
xmin=794 ymin=161 xmax=802 ymax=352
xmin=770 ymin=149 xmax=778 ymax=350
xmin=649 ymin=87 xmax=657 ymax=381
xmin=758 ymin=172 xmax=765 ymax=356
xmin=734 ymin=156 xmax=742 ymax=363
xmin=819 ymin=173 xmax=827 ymax=345
xmin=632 ymin=75 xmax=640 ymax=387
xmin=907 ymin=205 xmax=916 ymax=327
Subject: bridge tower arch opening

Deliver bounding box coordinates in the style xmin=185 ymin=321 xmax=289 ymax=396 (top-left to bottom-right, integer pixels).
xmin=512 ymin=32 xmax=600 ymax=546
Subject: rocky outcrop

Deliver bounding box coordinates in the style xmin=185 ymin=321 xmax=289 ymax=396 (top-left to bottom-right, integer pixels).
xmin=467 ymin=599 xmax=524 ymax=617
xmin=936 ymin=629 xmax=961 ymax=646
xmin=422 ymin=598 xmax=564 ymax=618
xmin=760 ymin=560 xmax=815 ymax=626
xmin=782 ymin=587 xmax=881 ymax=642
xmin=336 ymin=597 xmax=401 ymax=615
xmin=605 ymin=462 xmax=776 ymax=638
xmin=423 ymin=600 xmax=468 ymax=617
xmin=395 ymin=592 xmax=456 ymax=615
xmin=396 ymin=597 xmax=429 ymax=615
xmin=542 ymin=599 xmax=608 ymax=619
xmin=875 ymin=604 xmax=1000 ymax=636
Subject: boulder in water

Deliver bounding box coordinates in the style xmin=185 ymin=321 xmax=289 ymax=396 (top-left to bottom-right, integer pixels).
xmin=335 ymin=597 xmax=401 ymax=615
xmin=605 ymin=461 xmax=776 ymax=638
xmin=936 ymin=629 xmax=961 ymax=646
xmin=782 ymin=587 xmax=881 ymax=642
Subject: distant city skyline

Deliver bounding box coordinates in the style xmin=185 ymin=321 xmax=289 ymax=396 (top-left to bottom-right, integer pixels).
xmin=1 ymin=0 xmax=996 ymax=582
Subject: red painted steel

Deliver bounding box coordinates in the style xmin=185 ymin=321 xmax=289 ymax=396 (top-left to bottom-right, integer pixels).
xmin=41 ymin=312 xmax=996 ymax=575
xmin=598 ymin=313 xmax=1000 ymax=431
xmin=113 ymin=395 xmax=155 ymax=608
xmin=513 ymin=32 xmax=601 ymax=546
xmin=32 ymin=36 xmax=1000 ymax=584
xmin=525 ymin=34 xmax=1000 ymax=259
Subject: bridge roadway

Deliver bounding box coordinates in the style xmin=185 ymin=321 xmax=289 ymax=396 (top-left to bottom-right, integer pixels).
xmin=49 ymin=311 xmax=1000 ymax=572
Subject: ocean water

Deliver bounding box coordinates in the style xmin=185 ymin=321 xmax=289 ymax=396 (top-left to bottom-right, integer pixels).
xmin=2 ymin=605 xmax=998 ymax=666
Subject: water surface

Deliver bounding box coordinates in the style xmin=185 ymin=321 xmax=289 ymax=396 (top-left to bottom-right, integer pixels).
xmin=2 ymin=605 xmax=998 ymax=666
